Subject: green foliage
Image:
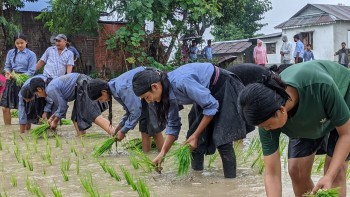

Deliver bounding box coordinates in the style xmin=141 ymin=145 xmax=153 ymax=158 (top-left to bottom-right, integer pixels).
xmin=303 ymin=187 xmax=340 ymax=197
xmin=211 ymin=23 xmax=248 ymax=41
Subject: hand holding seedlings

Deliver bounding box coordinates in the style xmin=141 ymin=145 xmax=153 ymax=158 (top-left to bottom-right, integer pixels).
xmin=115 ymin=130 xmax=125 ymax=141
xmin=185 ymin=134 xmax=198 ymax=151
xmin=311 ymin=175 xmax=334 ymax=195
xmin=152 ymin=152 xmax=165 ymax=166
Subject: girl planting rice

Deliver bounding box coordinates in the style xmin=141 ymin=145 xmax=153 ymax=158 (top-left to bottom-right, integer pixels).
xmin=18 ymin=75 xmax=54 ymax=133
xmin=238 ymin=60 xmax=350 ymax=196
xmin=1 ymin=33 xmax=36 ymax=125
xmin=132 ymin=63 xmax=246 ymax=178
xmin=87 ymin=67 xmax=164 ymax=153
xmin=29 ymin=73 xmax=114 ymax=136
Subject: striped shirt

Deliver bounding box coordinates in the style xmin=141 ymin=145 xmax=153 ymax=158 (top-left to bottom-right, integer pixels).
xmin=40 ymin=46 xmax=74 ymax=79
xmin=4 ymin=48 xmax=37 ymax=76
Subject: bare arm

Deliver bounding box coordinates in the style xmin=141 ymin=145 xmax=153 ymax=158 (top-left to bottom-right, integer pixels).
xmin=264 ymin=150 xmax=282 ymax=197
xmin=35 ymin=60 xmax=45 ymax=73
xmin=66 ymin=65 xmax=73 ymax=74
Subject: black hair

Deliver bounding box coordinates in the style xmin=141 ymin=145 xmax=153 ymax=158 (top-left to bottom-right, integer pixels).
xmin=87 ymin=79 xmax=113 ymax=126
xmin=20 ymin=84 xmax=34 ymax=99
xmin=268 ymin=64 xmax=293 ymax=74
xmin=341 ymin=42 xmax=346 ymax=45
xmin=29 ymin=77 xmax=46 ymax=93
xmin=306 ymin=43 xmax=312 ymax=47
xmin=238 ymin=73 xmax=290 ymax=125
xmin=132 ymin=68 xmax=170 ymax=125
xmin=13 ymin=33 xmax=27 ymax=63
xmin=226 ymin=63 xmax=271 ymax=86
xmin=293 ymin=34 xmax=300 ymax=40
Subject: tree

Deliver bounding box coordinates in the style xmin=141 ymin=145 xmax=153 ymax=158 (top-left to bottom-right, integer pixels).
xmin=211 ymin=0 xmax=272 ymax=41
xmin=0 ymin=0 xmax=38 ymax=67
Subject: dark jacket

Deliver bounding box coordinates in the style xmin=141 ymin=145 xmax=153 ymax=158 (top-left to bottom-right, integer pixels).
xmin=335 ymin=48 xmax=350 ymax=65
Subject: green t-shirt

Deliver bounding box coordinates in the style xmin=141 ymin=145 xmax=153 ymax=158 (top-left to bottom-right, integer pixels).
xmin=260 ymin=60 xmax=350 ymax=156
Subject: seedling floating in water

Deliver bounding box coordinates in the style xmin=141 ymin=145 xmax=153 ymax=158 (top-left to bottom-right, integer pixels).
xmin=303 ymin=187 xmax=340 ymax=197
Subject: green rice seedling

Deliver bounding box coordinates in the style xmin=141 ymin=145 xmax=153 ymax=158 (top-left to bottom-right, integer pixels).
xmin=11 ymin=72 xmax=30 ymax=86
xmin=46 ymin=144 xmax=53 ymax=165
xmin=303 ymin=187 xmax=340 ymax=197
xmin=347 ymin=164 xmax=350 ymax=180
xmin=0 ymin=136 xmax=2 ymax=151
xmin=80 ymin=174 xmax=100 ymax=197
xmin=22 ymin=157 xmax=27 ymax=168
xmin=121 ymin=167 xmax=136 ymax=190
xmin=129 ymin=153 xmax=141 ymax=170
xmin=55 ymin=135 xmax=62 ymax=150
xmin=61 ymin=119 xmax=73 ymax=125
xmin=233 ymin=141 xmax=244 ymax=164
xmin=11 ymin=110 xmax=18 ymax=118
xmin=27 ymin=157 xmax=33 ymax=171
xmin=0 ymin=191 xmax=8 ymax=197
xmin=171 ymin=144 xmax=192 ymax=176
xmin=31 ymin=122 xmax=50 ymax=139
xmin=106 ymin=165 xmax=121 ymax=181
xmin=51 ymin=182 xmax=62 ymax=197
xmin=43 ymin=131 xmax=49 ymax=145
xmin=315 ymin=156 xmax=326 ymax=174
xmin=208 ymin=151 xmax=219 ymax=168
xmin=250 ymin=139 xmax=264 ymax=174
xmin=62 ymin=158 xmax=71 ymax=171
xmin=128 ymin=148 xmax=155 ymax=172
xmin=43 ymin=168 xmax=46 ymax=175
xmin=70 ymin=144 xmax=78 ymax=156
xmin=25 ymin=176 xmax=46 ymax=197
xmin=124 ymin=138 xmax=157 ymax=150
xmin=61 ymin=168 xmax=69 ymax=182
xmin=14 ymin=144 xmax=21 ymax=163
xmin=81 ymin=136 xmax=86 ymax=148
xmin=98 ymin=159 xmax=108 ymax=173
xmin=103 ymin=193 xmax=111 ymax=197
xmin=93 ymin=137 xmax=116 ymax=157
xmin=5 ymin=144 xmax=10 ymax=153
xmin=33 ymin=139 xmax=38 ymax=153
xmin=135 ymin=178 xmax=151 ymax=197
xmin=11 ymin=175 xmax=17 ymax=187
xmin=76 ymin=158 xmax=80 ymax=175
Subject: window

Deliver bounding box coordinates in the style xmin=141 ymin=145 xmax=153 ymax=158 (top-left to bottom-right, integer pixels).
xmin=266 ymin=43 xmax=276 ymax=54
xmin=301 ymin=31 xmax=313 ymax=49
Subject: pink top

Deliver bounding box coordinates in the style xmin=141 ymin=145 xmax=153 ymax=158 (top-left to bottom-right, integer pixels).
xmin=0 ymin=74 xmax=6 ymax=93
xmin=253 ymin=39 xmax=267 ymax=65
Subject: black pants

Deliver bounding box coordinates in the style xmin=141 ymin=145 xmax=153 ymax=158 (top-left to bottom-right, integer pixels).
xmin=191 ymin=142 xmax=236 ymax=178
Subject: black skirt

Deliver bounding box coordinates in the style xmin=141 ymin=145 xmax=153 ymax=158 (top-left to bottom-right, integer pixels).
xmin=0 ymin=79 xmax=21 ymax=109
xmin=187 ymin=68 xmax=246 ymax=155
xmin=25 ymin=97 xmax=48 ymax=124
xmin=139 ymin=99 xmax=165 ymax=136
xmin=71 ymin=74 xmax=106 ymax=131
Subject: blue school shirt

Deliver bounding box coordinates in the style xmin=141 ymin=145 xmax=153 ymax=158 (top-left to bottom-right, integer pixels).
xmin=68 ymin=46 xmax=80 ymax=59
xmin=202 ymin=46 xmax=212 ymax=60
xmin=165 ymin=63 xmax=218 ymax=137
xmin=108 ymin=67 xmax=145 ymax=133
xmin=46 ymin=73 xmax=80 ymax=118
xmin=303 ymin=50 xmax=315 ymax=62
xmin=294 ymin=40 xmax=304 ymax=58
xmin=18 ymin=75 xmax=53 ymax=124
xmin=40 ymin=46 xmax=74 ymax=79
xmin=4 ymin=48 xmax=37 ymax=76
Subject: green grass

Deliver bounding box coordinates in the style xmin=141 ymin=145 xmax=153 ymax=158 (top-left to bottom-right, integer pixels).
xmin=93 ymin=138 xmax=115 ymax=157
xmin=11 ymin=175 xmax=17 ymax=187
xmin=303 ymin=187 xmax=340 ymax=197
xmin=80 ymin=174 xmax=100 ymax=197
xmin=121 ymin=167 xmax=136 ymax=190
xmin=135 ymin=177 xmax=151 ymax=197
xmin=51 ymin=182 xmax=62 ymax=197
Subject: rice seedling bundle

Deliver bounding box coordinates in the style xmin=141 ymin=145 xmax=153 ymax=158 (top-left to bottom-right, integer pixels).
xmin=80 ymin=174 xmax=100 ymax=197
xmin=93 ymin=137 xmax=116 ymax=157
xmin=171 ymin=144 xmax=192 ymax=176
xmin=76 ymin=158 xmax=80 ymax=175
xmin=98 ymin=159 xmax=108 ymax=173
xmin=27 ymin=158 xmax=33 ymax=171
xmin=60 ymin=119 xmax=73 ymax=125
xmin=124 ymin=138 xmax=157 ymax=150
xmin=128 ymin=148 xmax=155 ymax=173
xmin=11 ymin=72 xmax=30 ymax=86
xmin=51 ymin=182 xmax=62 ymax=197
xmin=11 ymin=110 xmax=18 ymax=118
xmin=62 ymin=158 xmax=71 ymax=171
xmin=55 ymin=135 xmax=62 ymax=149
xmin=14 ymin=144 xmax=20 ymax=163
xmin=11 ymin=175 xmax=17 ymax=187
xmin=61 ymin=168 xmax=69 ymax=182
xmin=135 ymin=178 xmax=151 ymax=197
xmin=120 ymin=167 xmax=136 ymax=190
xmin=106 ymin=165 xmax=121 ymax=181
xmin=303 ymin=187 xmax=340 ymax=197
xmin=31 ymin=122 xmax=50 ymax=139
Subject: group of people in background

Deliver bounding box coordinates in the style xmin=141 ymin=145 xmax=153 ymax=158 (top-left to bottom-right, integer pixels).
xmin=1 ymin=31 xmax=350 ymax=197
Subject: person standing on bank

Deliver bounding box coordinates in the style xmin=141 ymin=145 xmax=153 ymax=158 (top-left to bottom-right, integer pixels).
xmin=0 ymin=33 xmax=36 ymax=125
xmin=132 ymin=63 xmax=246 ymax=178
xmin=293 ymin=34 xmax=304 ymax=64
xmin=334 ymin=42 xmax=350 ymax=68
xmin=238 ymin=60 xmax=350 ymax=197
xmin=189 ymin=40 xmax=198 ymax=62
xmin=303 ymin=44 xmax=315 ymax=62
xmin=201 ymin=40 xmax=213 ymax=61
xmin=35 ymin=34 xmax=74 ymax=80
xmin=253 ymin=39 xmax=268 ymax=66
xmin=29 ymin=73 xmax=114 ymax=136
xmin=87 ymin=67 xmax=165 ymax=153
xmin=280 ymin=35 xmax=293 ymax=64
xmin=67 ymin=38 xmax=80 ymax=62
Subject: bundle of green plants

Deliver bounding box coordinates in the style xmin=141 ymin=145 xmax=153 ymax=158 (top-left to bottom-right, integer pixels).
xmin=11 ymin=110 xmax=18 ymax=118
xmin=93 ymin=137 xmax=116 ymax=157
xmin=120 ymin=167 xmax=136 ymax=190
xmin=51 ymin=182 xmax=62 ymax=197
xmin=170 ymin=144 xmax=192 ymax=176
xmin=135 ymin=178 xmax=151 ymax=197
xmin=124 ymin=138 xmax=156 ymax=150
xmin=303 ymin=187 xmax=340 ymax=197
xmin=11 ymin=72 xmax=30 ymax=86
xmin=62 ymin=158 xmax=71 ymax=171
xmin=25 ymin=176 xmax=46 ymax=197
xmin=98 ymin=158 xmax=108 ymax=173
xmin=128 ymin=148 xmax=155 ymax=173
xmin=106 ymin=165 xmax=121 ymax=181
xmin=31 ymin=121 xmax=50 ymax=138
xmin=60 ymin=119 xmax=73 ymax=125
xmin=61 ymin=168 xmax=69 ymax=182
xmin=80 ymin=174 xmax=100 ymax=197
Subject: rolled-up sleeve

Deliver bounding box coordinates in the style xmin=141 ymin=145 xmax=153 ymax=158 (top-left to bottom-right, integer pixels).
xmin=47 ymin=87 xmax=68 ymax=119
xmin=181 ymin=78 xmax=218 ymax=116
xmin=119 ymin=88 xmax=142 ymax=133
xmin=165 ymin=101 xmax=182 ymax=137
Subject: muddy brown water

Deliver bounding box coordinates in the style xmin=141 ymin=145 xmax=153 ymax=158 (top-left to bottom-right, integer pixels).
xmin=0 ymin=102 xmax=348 ymax=197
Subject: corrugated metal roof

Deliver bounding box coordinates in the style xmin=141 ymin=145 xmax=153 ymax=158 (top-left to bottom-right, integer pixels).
xmin=275 ymin=4 xmax=350 ymax=29
xmin=211 ymin=41 xmax=252 ymax=55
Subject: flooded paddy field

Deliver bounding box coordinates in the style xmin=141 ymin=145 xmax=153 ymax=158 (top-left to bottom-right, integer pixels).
xmin=0 ymin=102 xmax=348 ymax=197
